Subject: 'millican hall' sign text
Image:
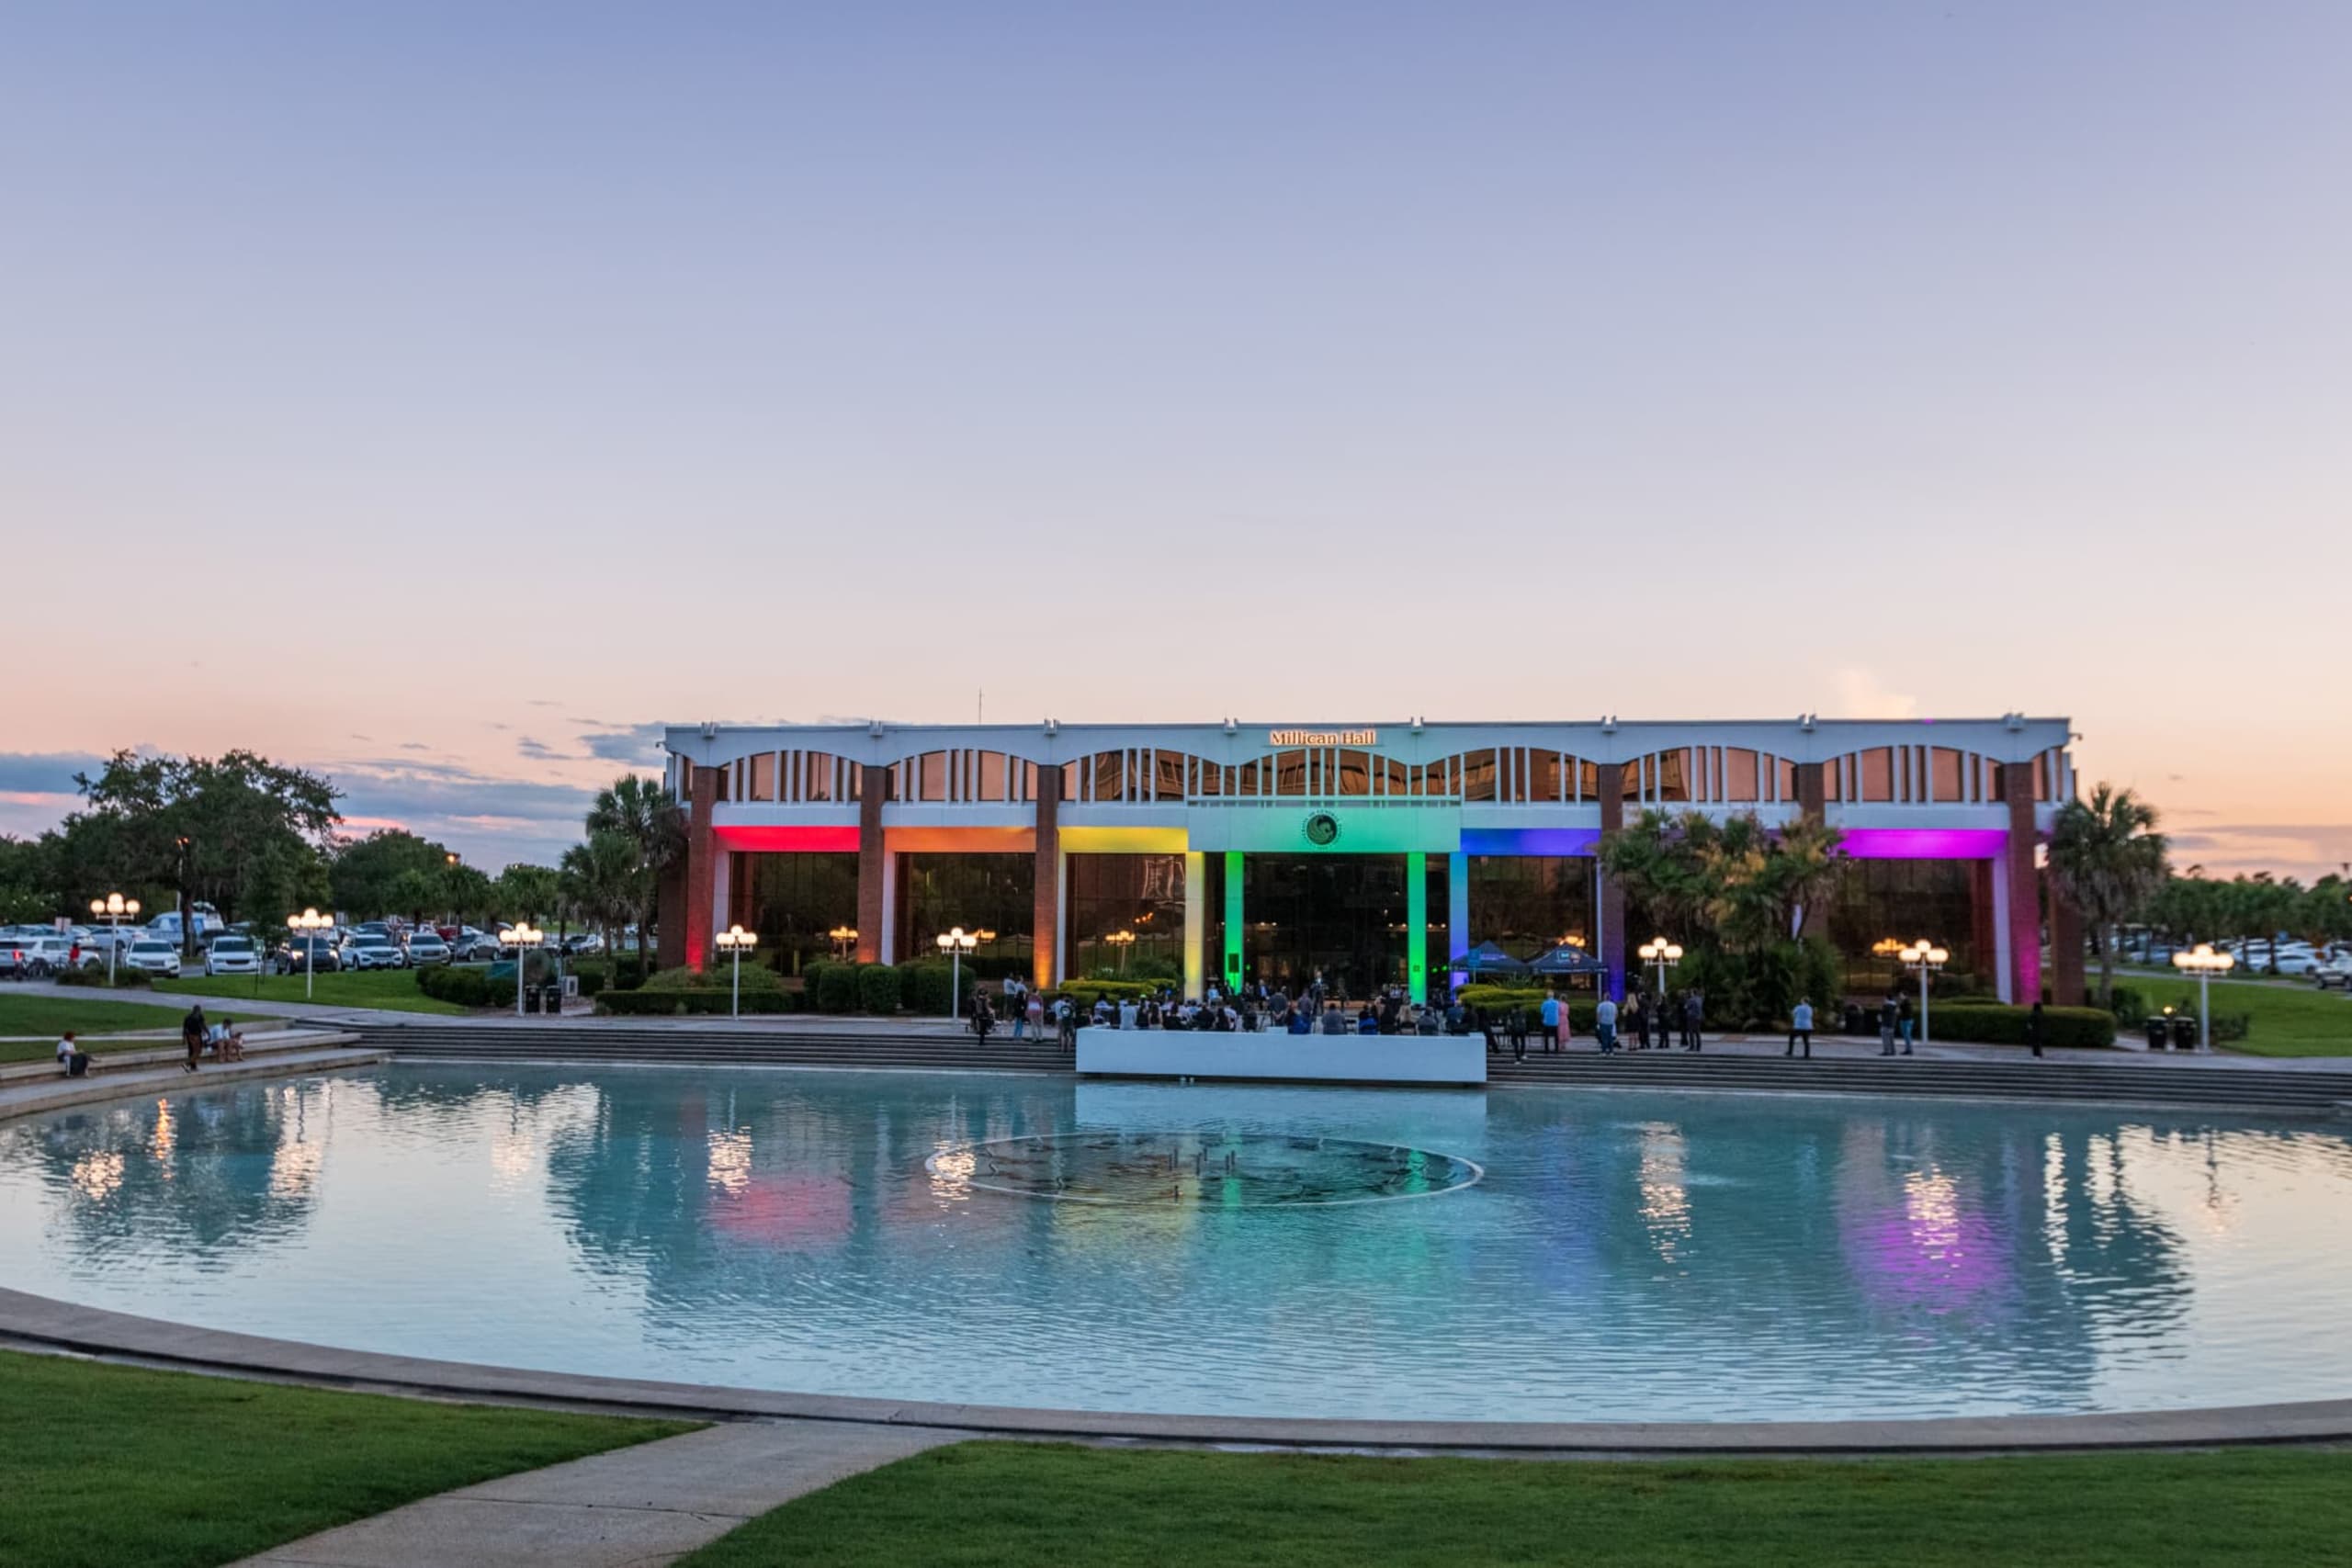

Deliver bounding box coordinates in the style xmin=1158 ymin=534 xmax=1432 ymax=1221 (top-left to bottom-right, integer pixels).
xmin=1267 ymin=729 xmax=1379 ymax=747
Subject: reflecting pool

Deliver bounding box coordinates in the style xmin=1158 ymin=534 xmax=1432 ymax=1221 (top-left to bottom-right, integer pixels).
xmin=3 ymin=1065 xmax=2348 ymax=1423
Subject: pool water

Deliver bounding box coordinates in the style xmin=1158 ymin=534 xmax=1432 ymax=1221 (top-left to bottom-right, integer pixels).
xmin=3 ymin=1065 xmax=2348 ymax=1424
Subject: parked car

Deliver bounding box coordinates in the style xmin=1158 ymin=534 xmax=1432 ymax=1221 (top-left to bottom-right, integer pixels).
xmin=204 ymin=935 xmax=263 ymax=976
xmin=4 ymin=936 xmax=85 ymax=978
xmin=123 ymin=939 xmax=183 ymax=978
xmin=342 ymin=935 xmax=405 ymax=971
xmin=275 ymin=936 xmax=344 ymax=975
xmin=560 ymin=931 xmax=604 ymax=956
xmin=2315 ymin=958 xmax=2352 ymax=992
xmin=403 ymin=931 xmax=453 ymax=966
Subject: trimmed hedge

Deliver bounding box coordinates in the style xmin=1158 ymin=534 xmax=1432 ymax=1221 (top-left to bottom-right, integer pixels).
xmin=55 ymin=964 xmax=153 ymax=988
xmin=857 ymin=963 xmax=903 ymax=1014
xmin=417 ymin=964 xmax=516 ymax=1009
xmin=1452 ymin=987 xmax=1600 ymax=1030
xmin=902 ymin=961 xmax=976 ymax=1016
xmin=814 ymin=963 xmax=860 ymax=1014
xmin=1931 ymin=1001 xmax=2116 ymax=1049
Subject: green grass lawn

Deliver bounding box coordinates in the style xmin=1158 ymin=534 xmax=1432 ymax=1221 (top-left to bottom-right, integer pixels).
xmin=0 ymin=1349 xmax=694 ymax=1568
xmin=155 ymin=968 xmax=469 ymax=1015
xmin=0 ymin=993 xmax=262 ymax=1060
xmin=680 ymin=1440 xmax=2352 ymax=1568
xmin=2116 ymin=969 xmax=2352 ymax=1056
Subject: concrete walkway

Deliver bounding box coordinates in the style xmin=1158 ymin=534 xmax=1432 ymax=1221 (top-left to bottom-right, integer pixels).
xmin=233 ymin=1418 xmax=959 ymax=1568
xmin=0 ymin=1044 xmax=388 ymax=1120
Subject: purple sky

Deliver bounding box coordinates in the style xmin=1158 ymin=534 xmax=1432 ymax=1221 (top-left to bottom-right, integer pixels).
xmin=3 ymin=2 xmax=2346 ymax=876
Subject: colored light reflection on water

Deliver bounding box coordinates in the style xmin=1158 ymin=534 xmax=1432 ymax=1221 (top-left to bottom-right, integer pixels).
xmin=1 ymin=1066 xmax=2348 ymax=1424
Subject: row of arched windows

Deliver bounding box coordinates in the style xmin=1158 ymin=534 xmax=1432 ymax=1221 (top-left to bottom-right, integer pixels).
xmin=677 ymin=743 xmax=2064 ymax=808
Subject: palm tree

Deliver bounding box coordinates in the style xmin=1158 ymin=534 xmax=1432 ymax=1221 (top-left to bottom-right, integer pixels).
xmin=2047 ymin=784 xmax=2168 ymax=1008
xmin=560 ymin=832 xmax=640 ymax=980
xmin=586 ymin=774 xmax=684 ymax=975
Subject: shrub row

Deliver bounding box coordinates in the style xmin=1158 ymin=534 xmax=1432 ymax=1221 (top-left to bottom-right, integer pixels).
xmin=54 ymin=965 xmax=153 ymax=989
xmin=1931 ymin=1001 xmax=2117 ymax=1049
xmin=417 ymin=964 xmax=517 ymax=1009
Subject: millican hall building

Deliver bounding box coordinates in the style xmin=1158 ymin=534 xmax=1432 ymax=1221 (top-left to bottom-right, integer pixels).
xmin=657 ymin=716 xmax=2086 ymax=1008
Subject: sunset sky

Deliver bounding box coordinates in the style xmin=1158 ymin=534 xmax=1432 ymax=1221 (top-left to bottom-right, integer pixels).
xmin=4 ymin=3 xmax=2346 ymax=878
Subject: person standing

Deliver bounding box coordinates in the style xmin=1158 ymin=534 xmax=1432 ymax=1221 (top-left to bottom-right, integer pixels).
xmin=1879 ymin=990 xmax=1901 ymax=1057
xmin=1540 ymin=991 xmax=1561 ymax=1054
xmin=1056 ymin=995 xmax=1078 ymax=1050
xmin=181 ymin=1005 xmax=207 ymax=1073
xmin=1508 ymin=1006 xmax=1528 ymax=1063
xmin=1898 ymin=989 xmax=1917 ymax=1055
xmin=1595 ymin=994 xmax=1619 ymax=1055
xmin=1628 ymin=992 xmax=1648 ymax=1051
xmin=1682 ymin=988 xmax=1704 ymax=1052
xmin=2026 ymin=999 xmax=2046 ymax=1059
xmin=1787 ymin=998 xmax=1814 ymax=1058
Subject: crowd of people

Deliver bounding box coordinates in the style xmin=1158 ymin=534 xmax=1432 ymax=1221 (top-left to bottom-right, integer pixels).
xmin=958 ymin=973 xmax=1717 ymax=1063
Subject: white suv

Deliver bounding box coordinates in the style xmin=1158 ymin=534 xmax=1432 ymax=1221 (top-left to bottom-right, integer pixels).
xmin=124 ymin=940 xmax=184 ymax=978
xmin=3 ymin=936 xmax=93 ymax=977
xmin=2316 ymin=958 xmax=2352 ymax=992
xmin=205 ymin=935 xmax=264 ymax=976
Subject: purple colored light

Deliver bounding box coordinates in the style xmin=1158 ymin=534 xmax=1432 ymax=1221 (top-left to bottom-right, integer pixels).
xmin=1838 ymin=829 xmax=2007 ymax=860
xmin=1458 ymin=829 xmax=1601 ymax=856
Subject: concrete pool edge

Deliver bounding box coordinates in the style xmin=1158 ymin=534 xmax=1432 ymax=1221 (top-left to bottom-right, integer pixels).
xmin=6 ymin=1286 xmax=2351 ymax=1453
xmin=8 ymin=1065 xmax=2352 ymax=1454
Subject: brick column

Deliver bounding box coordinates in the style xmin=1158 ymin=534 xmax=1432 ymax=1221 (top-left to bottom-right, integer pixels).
xmin=1794 ymin=761 xmax=1828 ymax=937
xmin=2050 ymin=877 xmax=2087 ymax=1006
xmin=1970 ymin=861 xmax=1997 ymax=988
xmin=2003 ymin=765 xmax=2042 ymax=1005
xmin=683 ymin=765 xmax=719 ymax=974
xmin=854 ymin=766 xmax=886 ymax=964
xmin=1032 ymin=767 xmax=1060 ymax=989
xmin=656 ymin=862 xmax=685 ymax=969
xmin=1597 ymin=762 xmax=1628 ymax=1001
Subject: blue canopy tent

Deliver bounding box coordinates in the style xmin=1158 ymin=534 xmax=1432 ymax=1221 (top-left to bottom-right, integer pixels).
xmin=1529 ymin=943 xmax=1608 ymax=978
xmin=1448 ymin=942 xmax=1531 ymax=978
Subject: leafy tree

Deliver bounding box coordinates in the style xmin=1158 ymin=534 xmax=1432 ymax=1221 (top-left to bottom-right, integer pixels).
xmin=0 ymin=836 xmax=52 ymax=925
xmin=72 ymin=750 xmax=341 ymax=950
xmin=560 ymin=832 xmax=639 ymax=972
xmin=2047 ymin=784 xmax=2168 ymax=1007
xmin=496 ymin=863 xmax=560 ymax=924
xmin=446 ymin=863 xmax=495 ymax=926
xmin=329 ymin=829 xmax=454 ymax=922
xmin=388 ymin=867 xmax=447 ymax=927
xmin=585 ymin=774 xmax=684 ymax=967
xmin=1599 ymin=809 xmax=1851 ymax=1024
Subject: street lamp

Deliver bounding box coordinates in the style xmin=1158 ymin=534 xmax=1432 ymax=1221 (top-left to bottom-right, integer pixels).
xmin=2171 ymin=942 xmax=2235 ymax=1053
xmin=714 ymin=924 xmax=759 ymax=1019
xmin=1104 ymin=929 xmax=1136 ymax=973
xmin=89 ymin=892 xmax=140 ymax=987
xmin=1897 ymin=938 xmax=1949 ymax=1049
xmin=828 ymin=925 xmax=858 ymax=962
xmin=508 ymin=922 xmax=545 ymax=1018
xmin=935 ymin=926 xmax=978 ymax=1020
xmin=286 ymin=908 xmax=334 ymax=1001
xmin=1636 ymin=937 xmax=1683 ymax=997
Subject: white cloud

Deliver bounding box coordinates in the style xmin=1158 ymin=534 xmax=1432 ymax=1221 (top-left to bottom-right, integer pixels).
xmin=1825 ymin=668 xmax=1918 ymax=720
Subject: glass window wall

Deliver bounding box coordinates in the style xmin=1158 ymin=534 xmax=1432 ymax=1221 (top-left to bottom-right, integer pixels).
xmin=1066 ymin=854 xmax=1185 ymax=981
xmin=729 ymin=852 xmax=860 ymax=976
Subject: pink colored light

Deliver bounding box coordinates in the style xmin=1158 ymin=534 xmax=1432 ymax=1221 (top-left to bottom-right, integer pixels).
xmin=1838 ymin=829 xmax=2007 ymax=860
xmin=713 ymin=825 xmax=860 ymax=852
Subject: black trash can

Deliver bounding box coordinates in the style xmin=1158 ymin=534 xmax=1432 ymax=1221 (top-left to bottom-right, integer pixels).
xmin=2146 ymin=1017 xmax=2169 ymax=1051
xmin=523 ymin=985 xmax=543 ymax=1015
xmin=2171 ymin=1015 xmax=2199 ymax=1051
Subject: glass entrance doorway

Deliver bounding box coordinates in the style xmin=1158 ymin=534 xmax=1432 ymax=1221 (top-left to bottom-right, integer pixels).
xmin=1242 ymin=854 xmax=1409 ymax=999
